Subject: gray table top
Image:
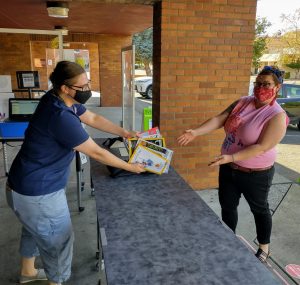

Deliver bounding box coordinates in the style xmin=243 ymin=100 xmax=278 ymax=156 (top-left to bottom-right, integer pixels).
xmin=91 ymin=142 xmax=281 ymax=285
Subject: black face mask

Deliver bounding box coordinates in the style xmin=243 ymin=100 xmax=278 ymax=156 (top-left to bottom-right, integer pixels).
xmin=73 ymin=90 xmax=92 ymax=104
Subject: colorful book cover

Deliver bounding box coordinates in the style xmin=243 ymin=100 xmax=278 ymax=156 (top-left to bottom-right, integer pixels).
xmin=137 ymin=139 xmax=173 ymax=173
xmin=138 ymin=126 xmax=161 ymax=138
xmin=128 ymin=144 xmax=168 ymax=175
xmin=127 ymin=137 xmax=165 ymax=157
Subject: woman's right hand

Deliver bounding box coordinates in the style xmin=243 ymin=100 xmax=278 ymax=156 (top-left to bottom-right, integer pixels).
xmin=177 ymin=129 xmax=197 ymax=146
xmin=129 ymin=163 xmax=146 ymax=173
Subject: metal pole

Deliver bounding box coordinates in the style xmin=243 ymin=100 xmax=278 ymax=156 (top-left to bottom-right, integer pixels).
xmin=2 ymin=142 xmax=9 ymax=176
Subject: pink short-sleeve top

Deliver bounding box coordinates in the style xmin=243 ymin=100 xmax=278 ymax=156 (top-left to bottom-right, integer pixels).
xmin=221 ymin=96 xmax=287 ymax=168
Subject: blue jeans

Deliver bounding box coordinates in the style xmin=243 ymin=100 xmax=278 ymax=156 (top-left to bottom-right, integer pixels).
xmin=218 ymin=164 xmax=275 ymax=244
xmin=6 ymin=184 xmax=74 ymax=283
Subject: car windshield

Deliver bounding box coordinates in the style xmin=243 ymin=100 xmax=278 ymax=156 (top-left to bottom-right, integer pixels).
xmin=278 ymin=84 xmax=300 ymax=98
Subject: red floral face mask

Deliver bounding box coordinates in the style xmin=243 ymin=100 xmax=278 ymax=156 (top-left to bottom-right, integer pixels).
xmin=254 ymin=87 xmax=275 ymax=103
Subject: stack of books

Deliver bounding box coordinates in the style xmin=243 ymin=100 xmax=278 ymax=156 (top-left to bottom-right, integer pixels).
xmin=124 ymin=127 xmax=173 ymax=175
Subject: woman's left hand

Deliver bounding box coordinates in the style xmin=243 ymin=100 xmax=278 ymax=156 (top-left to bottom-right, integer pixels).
xmin=208 ymin=154 xmax=233 ymax=167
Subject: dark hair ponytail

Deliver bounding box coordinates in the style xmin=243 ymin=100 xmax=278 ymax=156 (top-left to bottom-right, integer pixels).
xmin=49 ymin=61 xmax=85 ymax=92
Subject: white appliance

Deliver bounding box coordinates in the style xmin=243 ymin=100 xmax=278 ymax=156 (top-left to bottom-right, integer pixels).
xmin=0 ymin=75 xmax=14 ymax=120
xmin=0 ymin=75 xmax=12 ymax=93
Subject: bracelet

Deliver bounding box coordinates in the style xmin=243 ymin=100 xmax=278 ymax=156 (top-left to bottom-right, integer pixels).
xmin=232 ymin=154 xmax=235 ymax=162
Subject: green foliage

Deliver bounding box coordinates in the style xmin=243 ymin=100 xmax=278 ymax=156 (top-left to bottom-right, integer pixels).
xmin=279 ymin=10 xmax=300 ymax=77
xmin=285 ymin=59 xmax=300 ymax=71
xmin=255 ymin=17 xmax=271 ymax=36
xmin=252 ymin=18 xmax=271 ymax=68
xmin=133 ymin=28 xmax=153 ymax=76
xmin=284 ymin=71 xmax=290 ymax=79
xmin=280 ymin=8 xmax=300 ymax=37
xmin=252 ymin=17 xmax=271 ymax=69
xmin=253 ymin=38 xmax=267 ymax=68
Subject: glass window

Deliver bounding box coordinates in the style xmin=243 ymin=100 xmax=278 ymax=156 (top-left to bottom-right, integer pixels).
xmin=286 ymin=86 xmax=300 ymax=98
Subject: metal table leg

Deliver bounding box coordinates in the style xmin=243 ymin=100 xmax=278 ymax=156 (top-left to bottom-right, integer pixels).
xmin=76 ymin=151 xmax=85 ymax=212
xmin=91 ymin=174 xmax=95 ymax=196
xmin=3 ymin=142 xmax=9 ymax=176
xmin=96 ymin=215 xmax=107 ymax=285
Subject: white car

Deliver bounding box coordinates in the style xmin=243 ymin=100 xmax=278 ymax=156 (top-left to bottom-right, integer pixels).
xmin=134 ymin=76 xmax=152 ymax=99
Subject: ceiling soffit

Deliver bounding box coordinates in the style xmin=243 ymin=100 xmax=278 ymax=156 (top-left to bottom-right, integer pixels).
xmin=0 ymin=0 xmax=157 ymax=35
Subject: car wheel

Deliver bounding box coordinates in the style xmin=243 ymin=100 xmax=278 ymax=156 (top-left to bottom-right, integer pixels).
xmin=146 ymin=85 xmax=152 ymax=99
xmin=297 ymin=121 xmax=300 ymax=131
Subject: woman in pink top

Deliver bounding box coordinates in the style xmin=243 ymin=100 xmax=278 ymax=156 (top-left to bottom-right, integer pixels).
xmin=178 ymin=66 xmax=288 ymax=263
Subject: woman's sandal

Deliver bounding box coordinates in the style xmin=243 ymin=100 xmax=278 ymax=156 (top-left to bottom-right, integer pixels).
xmin=255 ymin=248 xmax=270 ymax=263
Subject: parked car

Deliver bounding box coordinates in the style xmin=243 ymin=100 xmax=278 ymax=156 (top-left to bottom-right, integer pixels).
xmin=277 ymin=84 xmax=300 ymax=130
xmin=249 ymin=83 xmax=300 ymax=130
xmin=134 ymin=76 xmax=152 ymax=99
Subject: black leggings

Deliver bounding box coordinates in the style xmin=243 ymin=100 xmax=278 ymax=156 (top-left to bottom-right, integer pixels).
xmin=218 ymin=164 xmax=275 ymax=244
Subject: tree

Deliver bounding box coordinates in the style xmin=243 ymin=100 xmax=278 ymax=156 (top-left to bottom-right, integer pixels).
xmin=279 ymin=9 xmax=300 ymax=78
xmin=285 ymin=60 xmax=300 ymax=78
xmin=252 ymin=17 xmax=271 ymax=70
xmin=280 ymin=8 xmax=300 ymax=38
xmin=133 ymin=27 xmax=153 ymax=76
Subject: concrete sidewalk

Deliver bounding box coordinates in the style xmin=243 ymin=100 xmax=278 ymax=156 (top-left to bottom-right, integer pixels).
xmin=0 ymin=97 xmax=299 ymax=284
xmin=197 ymin=175 xmax=300 ymax=285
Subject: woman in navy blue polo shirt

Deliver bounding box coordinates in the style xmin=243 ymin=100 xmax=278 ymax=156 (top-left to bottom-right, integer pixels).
xmin=6 ymin=61 xmax=145 ymax=285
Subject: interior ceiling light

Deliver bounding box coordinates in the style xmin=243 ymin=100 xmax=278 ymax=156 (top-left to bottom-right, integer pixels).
xmin=47 ymin=1 xmax=69 ymax=18
xmin=54 ymin=25 xmax=68 ymax=36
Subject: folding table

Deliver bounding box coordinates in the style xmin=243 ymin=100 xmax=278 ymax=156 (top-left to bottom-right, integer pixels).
xmin=90 ymin=139 xmax=282 ymax=285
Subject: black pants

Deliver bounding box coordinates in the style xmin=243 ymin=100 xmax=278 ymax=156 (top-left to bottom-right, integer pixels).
xmin=218 ymin=164 xmax=275 ymax=244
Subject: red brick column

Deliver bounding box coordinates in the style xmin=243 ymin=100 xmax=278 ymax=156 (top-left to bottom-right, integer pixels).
xmin=153 ymin=0 xmax=257 ymax=189
xmin=98 ymin=35 xmax=131 ymax=106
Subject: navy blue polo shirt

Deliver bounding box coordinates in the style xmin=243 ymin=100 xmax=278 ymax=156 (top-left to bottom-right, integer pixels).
xmin=8 ymin=90 xmax=89 ymax=196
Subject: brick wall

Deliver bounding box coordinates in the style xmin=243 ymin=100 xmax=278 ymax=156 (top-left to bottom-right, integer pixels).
xmin=0 ymin=33 xmax=130 ymax=106
xmin=153 ymin=0 xmax=257 ymax=189
xmin=0 ymin=34 xmax=31 ymax=91
xmin=98 ymin=35 xmax=132 ymax=106
xmin=29 ymin=40 xmax=53 ymax=91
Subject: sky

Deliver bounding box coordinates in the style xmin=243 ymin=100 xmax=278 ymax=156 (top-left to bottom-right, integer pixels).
xmin=256 ymin=0 xmax=300 ymax=35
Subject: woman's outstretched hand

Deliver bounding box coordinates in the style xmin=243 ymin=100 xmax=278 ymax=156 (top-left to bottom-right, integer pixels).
xmin=177 ymin=129 xmax=197 ymax=146
xmin=208 ymin=154 xmax=233 ymax=167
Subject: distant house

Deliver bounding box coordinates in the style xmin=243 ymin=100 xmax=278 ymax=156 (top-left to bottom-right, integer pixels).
xmin=259 ymin=53 xmax=280 ymax=66
xmin=257 ymin=35 xmax=300 ymax=78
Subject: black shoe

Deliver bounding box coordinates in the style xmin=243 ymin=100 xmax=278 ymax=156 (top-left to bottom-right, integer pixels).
xmin=255 ymin=248 xmax=270 ymax=263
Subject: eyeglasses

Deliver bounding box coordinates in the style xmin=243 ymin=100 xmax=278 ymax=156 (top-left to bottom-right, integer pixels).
xmin=67 ymin=80 xmax=91 ymax=91
xmin=253 ymin=81 xmax=275 ymax=89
